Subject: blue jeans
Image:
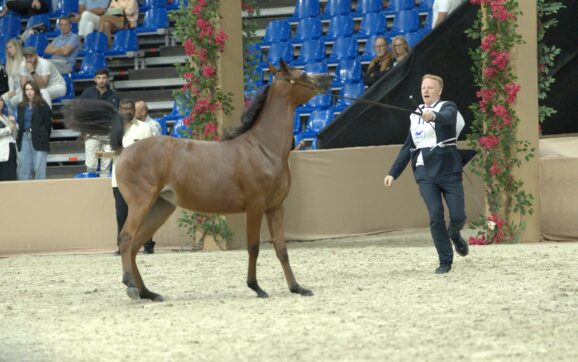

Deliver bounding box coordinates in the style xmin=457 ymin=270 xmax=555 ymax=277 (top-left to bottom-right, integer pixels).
xmin=17 ymin=132 xmax=48 ymax=180
xmin=415 ymin=167 xmax=466 ymax=266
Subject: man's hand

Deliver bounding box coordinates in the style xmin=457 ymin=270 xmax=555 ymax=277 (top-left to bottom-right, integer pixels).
xmin=95 ymin=150 xmax=104 ymax=158
xmin=422 ymin=110 xmax=435 ymax=123
xmin=384 ymin=175 xmax=394 ymax=188
xmin=25 ymin=61 xmax=36 ymax=74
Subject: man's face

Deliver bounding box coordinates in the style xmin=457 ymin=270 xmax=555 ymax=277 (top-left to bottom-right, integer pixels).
xmin=25 ymin=54 xmax=38 ymax=69
xmin=421 ymin=78 xmax=443 ymax=106
xmin=134 ymin=101 xmax=146 ymax=121
xmin=119 ymin=103 xmax=135 ymax=122
xmin=374 ymin=38 xmax=387 ymax=57
xmin=94 ymin=74 xmax=108 ymax=89
xmin=59 ymin=19 xmax=72 ymax=35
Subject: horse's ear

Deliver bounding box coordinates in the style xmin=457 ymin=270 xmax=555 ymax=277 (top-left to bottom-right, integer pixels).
xmin=279 ymin=59 xmax=290 ymax=74
xmin=268 ymin=62 xmax=278 ymax=75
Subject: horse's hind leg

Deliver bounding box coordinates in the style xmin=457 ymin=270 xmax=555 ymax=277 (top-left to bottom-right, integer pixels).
xmin=246 ymin=209 xmax=268 ymax=298
xmin=266 ymin=206 xmax=313 ymax=296
xmin=120 ymin=197 xmax=175 ymax=301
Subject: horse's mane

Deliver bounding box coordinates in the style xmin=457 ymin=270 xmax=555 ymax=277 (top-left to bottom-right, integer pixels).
xmin=223 ymin=84 xmax=270 ymax=140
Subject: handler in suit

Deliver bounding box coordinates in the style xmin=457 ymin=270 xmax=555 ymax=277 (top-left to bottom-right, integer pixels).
xmin=384 ymin=74 xmax=469 ymax=274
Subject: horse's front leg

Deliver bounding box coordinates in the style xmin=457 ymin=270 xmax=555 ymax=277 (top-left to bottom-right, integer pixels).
xmin=266 ymin=206 xmax=313 ymax=296
xmin=246 ymin=209 xmax=268 ymax=298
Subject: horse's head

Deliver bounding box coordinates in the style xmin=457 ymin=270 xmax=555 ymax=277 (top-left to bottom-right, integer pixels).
xmin=269 ymin=60 xmax=333 ymax=105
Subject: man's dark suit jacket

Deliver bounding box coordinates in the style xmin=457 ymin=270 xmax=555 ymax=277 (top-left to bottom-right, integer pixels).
xmin=388 ymin=101 xmax=463 ymax=180
xmin=16 ymin=102 xmax=52 ymax=152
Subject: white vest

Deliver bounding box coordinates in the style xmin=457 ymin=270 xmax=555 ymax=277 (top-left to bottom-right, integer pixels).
xmin=409 ymin=101 xmax=465 ymax=166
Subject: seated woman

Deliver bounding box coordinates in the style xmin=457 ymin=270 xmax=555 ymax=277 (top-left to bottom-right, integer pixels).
xmin=98 ymin=0 xmax=139 ymax=47
xmin=363 ymin=36 xmax=393 ymax=87
xmin=1 ymin=39 xmax=23 ymax=114
xmin=391 ymin=35 xmax=410 ymax=66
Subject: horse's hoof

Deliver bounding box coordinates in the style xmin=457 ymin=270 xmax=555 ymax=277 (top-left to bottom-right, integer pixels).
xmin=291 ymin=286 xmax=314 ymax=297
xmin=126 ymin=287 xmax=141 ymax=300
xmin=141 ymin=290 xmax=164 ymax=302
xmin=256 ymin=290 xmax=269 ymax=298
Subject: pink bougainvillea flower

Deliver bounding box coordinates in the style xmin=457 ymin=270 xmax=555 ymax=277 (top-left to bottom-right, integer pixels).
xmin=484 ymin=66 xmax=498 ymax=78
xmin=490 ymin=162 xmax=501 ymax=176
xmin=481 ymin=33 xmax=497 ymax=51
xmin=491 ymin=50 xmax=510 ymax=70
xmin=504 ymin=82 xmax=521 ymax=104
xmin=201 ymin=65 xmax=216 ymax=78
xmin=478 ymin=135 xmax=500 ymax=149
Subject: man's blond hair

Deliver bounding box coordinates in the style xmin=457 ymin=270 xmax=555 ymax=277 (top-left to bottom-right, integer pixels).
xmin=421 ymin=74 xmax=444 ymax=89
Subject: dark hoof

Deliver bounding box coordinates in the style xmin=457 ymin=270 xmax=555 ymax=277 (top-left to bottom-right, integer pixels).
xmin=126 ymin=287 xmax=141 ymax=300
xmin=291 ymin=286 xmax=314 ymax=296
xmin=256 ymin=290 xmax=269 ymax=298
xmin=141 ymin=290 xmax=164 ymax=302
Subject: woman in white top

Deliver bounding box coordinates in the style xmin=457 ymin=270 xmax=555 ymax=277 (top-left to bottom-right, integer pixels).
xmin=0 ymin=97 xmax=18 ymax=181
xmin=2 ymin=39 xmax=24 ymax=113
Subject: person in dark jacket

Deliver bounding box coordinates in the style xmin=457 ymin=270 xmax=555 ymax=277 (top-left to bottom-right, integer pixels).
xmin=383 ymin=74 xmax=469 ymax=274
xmin=16 ymin=80 xmax=52 ymax=180
xmin=363 ymin=36 xmax=393 ymax=87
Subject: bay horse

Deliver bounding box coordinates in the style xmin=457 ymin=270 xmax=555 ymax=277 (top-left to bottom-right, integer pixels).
xmin=65 ymin=60 xmax=333 ymax=301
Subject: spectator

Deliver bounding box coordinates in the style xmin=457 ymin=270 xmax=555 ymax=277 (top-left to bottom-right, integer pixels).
xmin=96 ymin=99 xmax=154 ymax=254
xmin=363 ymin=36 xmax=393 ymax=87
xmin=391 ymin=35 xmax=410 ymax=66
xmin=72 ymin=0 xmax=111 ymax=40
xmin=2 ymin=39 xmax=23 ymax=114
xmin=0 ymin=96 xmax=18 ymax=181
xmin=98 ymin=0 xmax=139 ymax=47
xmin=135 ymin=100 xmax=162 ymax=136
xmin=16 ymin=81 xmax=52 ymax=180
xmin=432 ymin=0 xmax=466 ymax=28
xmin=1 ymin=0 xmax=50 ymax=17
xmin=80 ymin=68 xmax=119 ymax=177
xmin=19 ymin=47 xmax=67 ymax=109
xmin=44 ymin=17 xmax=81 ymax=74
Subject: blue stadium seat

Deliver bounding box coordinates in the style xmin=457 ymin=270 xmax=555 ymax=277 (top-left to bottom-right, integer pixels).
xmin=80 ymin=31 xmax=108 ymax=56
xmin=321 ymin=0 xmax=351 ymax=19
xmin=334 ymin=82 xmax=366 ymax=111
xmin=105 ymin=29 xmax=138 ymax=55
xmin=304 ymin=61 xmax=328 ymax=74
xmin=305 ymin=108 xmax=335 ymax=133
xmin=326 ymin=36 xmax=358 ymax=64
xmin=390 ymin=9 xmax=420 ymax=35
xmin=161 ymin=100 xmax=192 ymax=122
xmin=137 ymin=8 xmax=169 ymax=33
xmin=74 ymin=172 xmax=99 ymax=178
xmin=53 ymin=73 xmax=75 ymax=103
xmin=416 ymin=0 xmax=435 ymax=11
xmin=142 ymin=0 xmax=168 ymax=10
xmin=260 ymin=41 xmax=292 ymax=69
xmin=168 ymin=0 xmax=187 ymax=10
xmin=300 ymin=93 xmax=332 ymax=112
xmin=290 ymin=18 xmax=322 ymax=44
xmin=261 ymin=20 xmax=291 ymax=46
xmin=388 ymin=0 xmax=416 ymax=12
xmin=322 ymin=14 xmax=354 ymax=41
xmin=291 ymin=39 xmax=325 ymax=66
xmin=354 ymin=0 xmax=383 ymax=15
xmin=332 ymin=59 xmax=362 ymax=86
xmin=0 ymin=15 xmax=21 ymax=38
xmin=356 ymin=11 xmax=387 ymax=40
xmin=26 ymin=14 xmax=50 ymax=31
xmin=170 ymin=118 xmax=193 ymax=138
xmin=289 ymin=0 xmax=321 ymax=21
xmin=404 ymin=30 xmax=424 ymax=47
xmin=50 ymin=0 xmax=77 ymax=17
xmin=24 ymin=32 xmax=48 ymax=56
xmin=293 ymin=132 xmax=318 ymax=150
xmin=72 ymin=53 xmax=106 ymax=79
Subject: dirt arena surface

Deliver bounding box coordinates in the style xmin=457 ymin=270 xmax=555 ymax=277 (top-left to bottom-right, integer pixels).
xmin=1 ymin=230 xmax=577 ymax=362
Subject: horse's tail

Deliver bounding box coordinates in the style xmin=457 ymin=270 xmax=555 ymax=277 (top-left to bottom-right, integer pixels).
xmin=63 ymin=99 xmax=124 ymax=150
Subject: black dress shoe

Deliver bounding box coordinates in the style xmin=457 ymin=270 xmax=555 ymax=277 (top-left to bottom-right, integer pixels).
xmin=435 ymin=264 xmax=452 ymax=274
xmin=451 ymin=234 xmax=469 ymax=257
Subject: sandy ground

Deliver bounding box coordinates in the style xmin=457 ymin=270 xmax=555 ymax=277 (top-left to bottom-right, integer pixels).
xmin=1 ymin=229 xmax=577 ymax=362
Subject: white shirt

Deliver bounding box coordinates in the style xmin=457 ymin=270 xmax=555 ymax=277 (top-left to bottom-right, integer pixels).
xmin=111 ymin=119 xmax=152 ymax=187
xmin=432 ymin=0 xmax=465 ymax=28
xmin=144 ymin=115 xmax=162 ymax=136
xmin=20 ymin=57 xmax=66 ymax=88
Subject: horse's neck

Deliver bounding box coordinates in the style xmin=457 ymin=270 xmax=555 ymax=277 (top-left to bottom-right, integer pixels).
xmin=248 ymin=90 xmax=294 ymax=157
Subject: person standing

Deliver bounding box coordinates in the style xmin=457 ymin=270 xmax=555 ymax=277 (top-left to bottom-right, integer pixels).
xmin=383 ymin=74 xmax=469 ymax=274
xmin=19 ymin=47 xmax=67 ymax=109
xmin=81 ymin=68 xmax=119 ymax=177
xmin=362 ymin=36 xmax=393 ymax=87
xmin=135 ymin=100 xmax=162 ymax=136
xmin=0 ymin=96 xmax=18 ymax=181
xmin=43 ymin=16 xmax=81 ymax=74
xmin=71 ymin=0 xmax=111 ymax=40
xmin=96 ymin=99 xmax=154 ymax=254
xmin=16 ymin=81 xmax=52 ymax=180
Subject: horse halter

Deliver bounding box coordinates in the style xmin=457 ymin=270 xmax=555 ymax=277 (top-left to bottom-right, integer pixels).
xmin=275 ymin=71 xmax=328 ymax=95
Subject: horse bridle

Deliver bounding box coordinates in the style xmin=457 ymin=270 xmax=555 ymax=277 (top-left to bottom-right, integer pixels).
xmin=275 ymin=72 xmax=422 ymax=116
